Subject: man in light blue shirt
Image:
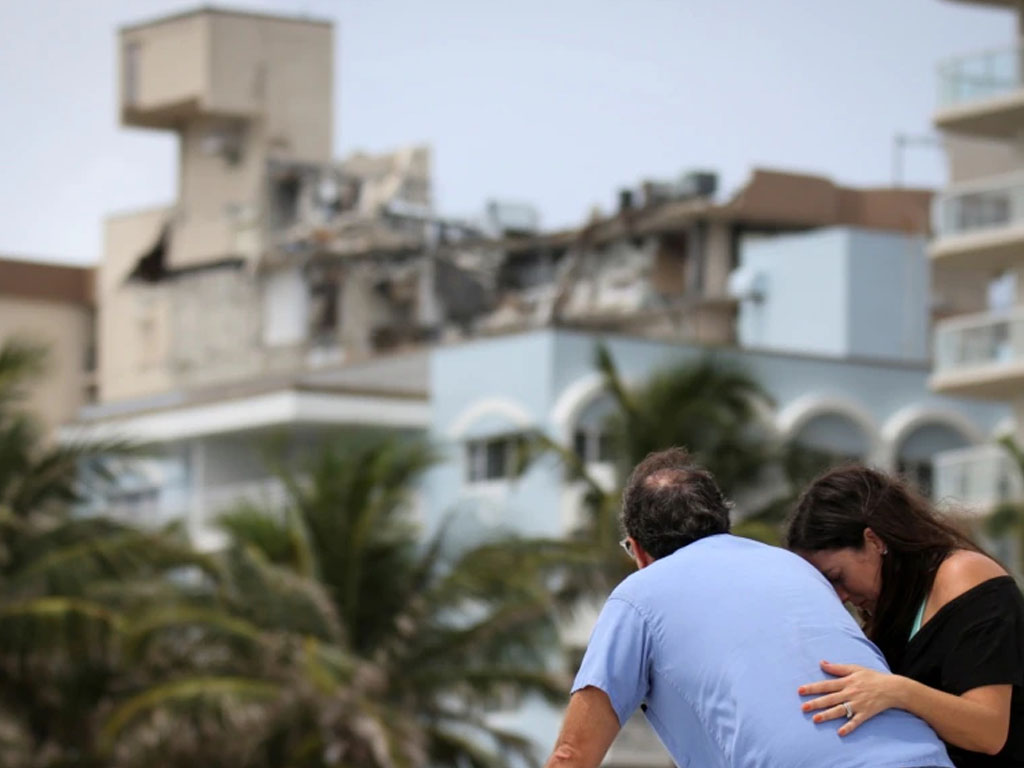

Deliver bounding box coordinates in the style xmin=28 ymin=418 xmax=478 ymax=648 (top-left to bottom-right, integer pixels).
xmin=544 ymin=448 xmax=952 ymax=768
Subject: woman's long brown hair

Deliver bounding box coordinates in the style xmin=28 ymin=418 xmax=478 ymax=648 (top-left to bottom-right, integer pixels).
xmin=785 ymin=465 xmax=985 ymax=669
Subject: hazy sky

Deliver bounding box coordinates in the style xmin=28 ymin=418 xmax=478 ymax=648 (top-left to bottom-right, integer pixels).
xmin=0 ymin=0 xmax=1015 ymax=265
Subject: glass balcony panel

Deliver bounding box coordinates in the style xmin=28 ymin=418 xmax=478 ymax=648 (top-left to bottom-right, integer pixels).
xmin=934 ymin=175 xmax=1024 ymax=238
xmin=939 ymin=46 xmax=1024 ymax=108
xmin=934 ymin=310 xmax=1024 ymax=374
xmin=934 ymin=443 xmax=1023 ymax=512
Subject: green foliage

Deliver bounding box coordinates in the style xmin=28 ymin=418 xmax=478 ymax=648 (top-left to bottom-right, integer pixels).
xmin=217 ymin=433 xmax=566 ymax=768
xmin=529 ymin=343 xmax=822 ymax=586
xmin=985 ymin=434 xmax=1024 ymax=576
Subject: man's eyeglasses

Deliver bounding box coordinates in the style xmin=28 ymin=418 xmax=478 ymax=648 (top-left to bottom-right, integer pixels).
xmin=619 ymin=537 xmax=635 ymax=559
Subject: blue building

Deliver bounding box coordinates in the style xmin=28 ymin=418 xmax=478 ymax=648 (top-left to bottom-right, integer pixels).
xmin=425 ymin=227 xmax=1006 ymax=546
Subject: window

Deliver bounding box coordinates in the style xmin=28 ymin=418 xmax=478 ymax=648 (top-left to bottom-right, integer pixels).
xmin=123 ymin=42 xmax=140 ymax=107
xmin=573 ymin=427 xmax=615 ymax=464
xmin=792 ymin=413 xmax=869 ymax=470
xmin=308 ymin=278 xmax=340 ymax=342
xmin=896 ymin=423 xmax=969 ymax=501
xmin=466 ymin=435 xmax=523 ymax=483
xmin=572 ymin=395 xmax=617 ymax=465
xmin=271 ymin=175 xmax=303 ymax=230
xmin=898 ymin=458 xmax=934 ymax=498
xmin=954 ymin=191 xmax=1011 ymax=232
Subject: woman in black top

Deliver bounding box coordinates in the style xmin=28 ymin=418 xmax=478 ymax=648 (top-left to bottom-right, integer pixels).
xmin=785 ymin=465 xmax=1024 ymax=767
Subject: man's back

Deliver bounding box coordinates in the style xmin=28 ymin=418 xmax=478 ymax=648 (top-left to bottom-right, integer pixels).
xmin=573 ymin=534 xmax=951 ymax=768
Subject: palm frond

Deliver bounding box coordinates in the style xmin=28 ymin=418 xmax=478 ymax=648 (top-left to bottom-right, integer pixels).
xmin=97 ymin=676 xmax=282 ymax=755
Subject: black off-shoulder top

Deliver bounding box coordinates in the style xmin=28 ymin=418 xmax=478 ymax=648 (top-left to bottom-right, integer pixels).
xmin=895 ymin=576 xmax=1024 ymax=768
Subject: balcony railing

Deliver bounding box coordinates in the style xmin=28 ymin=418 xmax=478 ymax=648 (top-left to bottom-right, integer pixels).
xmin=933 ymin=173 xmax=1024 ymax=239
xmin=199 ymin=477 xmax=293 ymax=514
xmin=933 ymin=176 xmax=1024 ymax=239
xmin=934 ymin=309 xmax=1024 ymax=375
xmin=933 ymin=443 xmax=1023 ymax=512
xmin=938 ymin=45 xmax=1024 ymax=108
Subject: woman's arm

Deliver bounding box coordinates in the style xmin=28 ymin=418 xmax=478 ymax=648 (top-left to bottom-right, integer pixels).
xmin=799 ymin=661 xmax=1012 ymax=755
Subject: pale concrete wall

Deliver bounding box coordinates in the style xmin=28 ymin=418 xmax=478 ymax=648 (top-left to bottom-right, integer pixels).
xmin=120 ymin=14 xmax=209 ymax=113
xmin=169 ymin=13 xmax=332 ymax=268
xmin=703 ymin=221 xmax=733 ymax=297
xmin=208 ymin=14 xmax=333 ymax=163
xmin=932 ymin=264 xmax=989 ymax=319
xmin=125 ymin=11 xmax=333 ymax=270
xmin=0 ymin=297 xmax=92 ymax=437
xmin=99 ymin=208 xmax=175 ymax=402
xmin=846 ymin=229 xmax=929 ymax=362
xmin=171 ymin=116 xmax=265 ymax=267
xmin=340 ymin=265 xmax=394 ymax=357
xmin=165 ymin=266 xmax=303 ymax=388
xmin=262 ymin=266 xmax=309 ymax=347
xmin=945 ymin=135 xmax=1024 ymax=185
xmin=736 ymin=229 xmax=849 ymax=356
xmin=100 ymin=248 xmax=310 ymax=402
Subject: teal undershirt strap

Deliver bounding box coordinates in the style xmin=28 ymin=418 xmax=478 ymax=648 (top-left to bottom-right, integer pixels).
xmin=908 ymin=598 xmax=927 ymax=641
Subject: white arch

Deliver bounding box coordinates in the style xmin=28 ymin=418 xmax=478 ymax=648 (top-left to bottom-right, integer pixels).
xmin=776 ymin=394 xmax=882 ymax=461
xmin=750 ymin=397 xmax=781 ymax=439
xmin=993 ymin=416 xmax=1017 ymax=439
xmin=447 ymin=397 xmax=534 ymax=440
xmin=550 ymin=373 xmax=609 ymax=445
xmin=551 ymin=372 xmax=781 ymax=446
xmin=878 ymin=405 xmax=984 ymax=468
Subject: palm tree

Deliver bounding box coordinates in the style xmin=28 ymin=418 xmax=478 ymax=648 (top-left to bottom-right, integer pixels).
xmin=197 ymin=432 xmax=567 ymax=768
xmin=594 ymin=345 xmax=776 ymax=496
xmin=0 ymin=340 xmax=338 ymax=768
xmin=530 ymin=343 xmax=813 ymax=590
xmin=94 ymin=539 xmax=412 ymax=768
xmin=0 ymin=339 xmax=564 ymax=768
xmin=0 ymin=339 xmax=215 ymax=766
xmin=986 ymin=434 xmax=1024 ymax=577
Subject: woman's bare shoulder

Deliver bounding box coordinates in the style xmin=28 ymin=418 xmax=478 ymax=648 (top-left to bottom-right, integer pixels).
xmin=931 ymin=549 xmax=1008 ymax=610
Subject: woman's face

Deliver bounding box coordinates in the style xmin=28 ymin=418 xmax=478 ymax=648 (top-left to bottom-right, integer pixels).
xmin=800 ymin=529 xmax=885 ymax=613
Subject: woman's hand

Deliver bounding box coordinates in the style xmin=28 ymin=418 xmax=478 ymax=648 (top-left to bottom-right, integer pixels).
xmin=798 ymin=660 xmax=905 ymax=736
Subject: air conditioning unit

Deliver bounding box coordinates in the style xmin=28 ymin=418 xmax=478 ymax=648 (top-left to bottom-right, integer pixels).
xmin=676 ymin=171 xmax=718 ymax=200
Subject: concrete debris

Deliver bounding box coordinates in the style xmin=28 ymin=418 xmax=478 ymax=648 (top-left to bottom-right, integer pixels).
xmin=112 ymin=152 xmax=940 ymax=399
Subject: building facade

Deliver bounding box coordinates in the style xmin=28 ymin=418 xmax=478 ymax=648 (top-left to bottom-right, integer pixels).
xmin=928 ymin=0 xmax=1024 ymax=513
xmin=0 ymin=257 xmax=95 ymax=438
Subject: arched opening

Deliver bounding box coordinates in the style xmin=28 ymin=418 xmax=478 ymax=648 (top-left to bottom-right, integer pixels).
xmin=895 ymin=422 xmax=972 ymax=497
xmin=792 ymin=412 xmax=871 ymax=468
xmin=572 ymin=393 xmax=617 ymax=465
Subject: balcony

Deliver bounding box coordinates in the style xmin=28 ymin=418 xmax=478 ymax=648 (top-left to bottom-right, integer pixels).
xmin=103 ymin=476 xmax=292 ymax=550
xmin=935 ymin=45 xmax=1024 ymax=138
xmin=931 ymin=172 xmax=1024 ymax=271
xmin=933 ymin=443 xmax=1022 ymax=516
xmin=931 ymin=309 xmax=1024 ymax=398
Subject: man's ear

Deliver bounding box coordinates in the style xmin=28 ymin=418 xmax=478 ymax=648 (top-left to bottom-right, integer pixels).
xmin=629 ymin=537 xmax=656 ymax=569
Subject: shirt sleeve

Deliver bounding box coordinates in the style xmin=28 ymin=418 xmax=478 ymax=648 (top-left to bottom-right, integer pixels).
xmin=571 ymin=596 xmax=653 ymax=726
xmin=940 ymin=580 xmax=1024 ymax=695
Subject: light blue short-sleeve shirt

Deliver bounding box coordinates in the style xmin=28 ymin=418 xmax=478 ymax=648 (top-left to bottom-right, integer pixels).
xmin=573 ymin=534 xmax=952 ymax=768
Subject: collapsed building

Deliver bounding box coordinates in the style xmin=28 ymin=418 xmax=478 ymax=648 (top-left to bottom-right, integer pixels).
xmin=98 ymin=7 xmax=986 ymax=409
